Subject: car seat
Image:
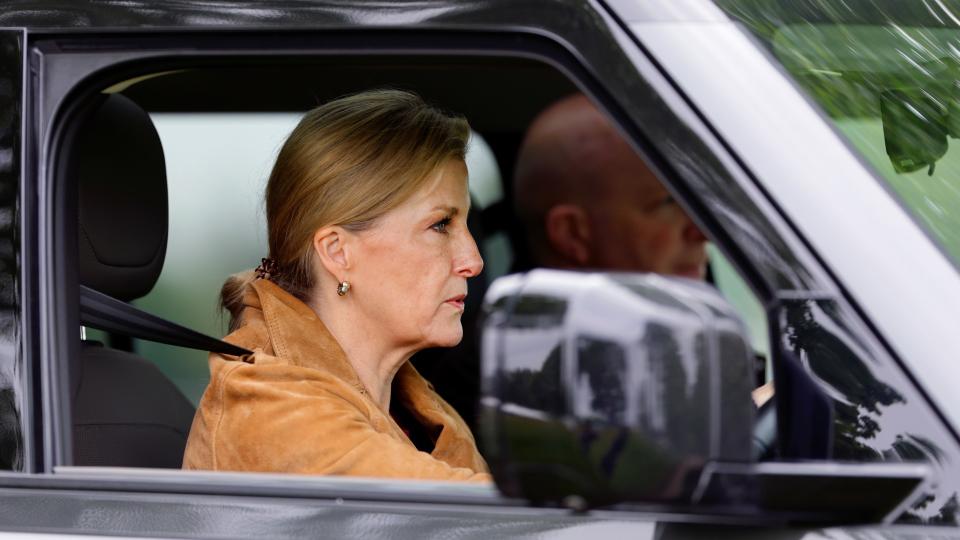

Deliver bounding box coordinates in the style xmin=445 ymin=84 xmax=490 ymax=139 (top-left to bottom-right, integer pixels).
xmin=72 ymin=93 xmax=195 ymax=468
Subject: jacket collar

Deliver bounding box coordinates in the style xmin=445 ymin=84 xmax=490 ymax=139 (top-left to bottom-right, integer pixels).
xmin=244 ymin=279 xmax=367 ymax=391
xmin=242 ymin=279 xmax=439 ymax=414
xmin=240 ymin=278 xmax=474 ymax=459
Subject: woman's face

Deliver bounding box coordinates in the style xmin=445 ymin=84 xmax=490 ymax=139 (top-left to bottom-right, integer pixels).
xmin=347 ymin=159 xmax=483 ymax=350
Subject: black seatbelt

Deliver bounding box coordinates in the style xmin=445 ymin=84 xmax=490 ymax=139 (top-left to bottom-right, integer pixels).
xmin=79 ymin=285 xmax=252 ymax=357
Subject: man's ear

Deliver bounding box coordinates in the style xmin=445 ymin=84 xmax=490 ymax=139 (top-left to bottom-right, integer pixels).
xmin=544 ymin=204 xmax=591 ymax=266
xmin=312 ymin=226 xmax=351 ymax=280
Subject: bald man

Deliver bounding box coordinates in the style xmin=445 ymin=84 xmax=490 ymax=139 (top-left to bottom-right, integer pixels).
xmin=514 ymin=95 xmax=777 ymax=407
xmin=514 ymin=94 xmax=708 ymax=279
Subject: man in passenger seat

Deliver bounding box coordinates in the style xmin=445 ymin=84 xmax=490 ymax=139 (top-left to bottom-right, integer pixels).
xmin=513 ymin=93 xmax=773 ymax=407
xmin=513 ymin=94 xmax=709 ymax=279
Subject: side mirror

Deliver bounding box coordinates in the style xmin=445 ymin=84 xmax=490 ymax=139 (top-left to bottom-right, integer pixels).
xmin=478 ymin=270 xmax=756 ymax=506
xmin=478 ymin=270 xmax=932 ymax=524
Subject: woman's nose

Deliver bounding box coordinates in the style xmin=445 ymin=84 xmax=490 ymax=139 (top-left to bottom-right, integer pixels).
xmin=455 ymin=232 xmax=484 ymax=278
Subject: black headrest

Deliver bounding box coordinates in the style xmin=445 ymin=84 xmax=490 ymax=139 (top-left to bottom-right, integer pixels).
xmin=78 ymin=94 xmax=167 ymax=301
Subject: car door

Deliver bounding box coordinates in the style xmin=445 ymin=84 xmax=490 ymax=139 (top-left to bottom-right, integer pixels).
xmin=1 ymin=0 xmax=957 ymax=538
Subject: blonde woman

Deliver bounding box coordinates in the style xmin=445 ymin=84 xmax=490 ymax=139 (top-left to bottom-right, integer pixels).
xmin=183 ymin=90 xmax=490 ymax=482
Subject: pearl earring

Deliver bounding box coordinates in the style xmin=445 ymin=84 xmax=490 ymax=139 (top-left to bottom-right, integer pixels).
xmin=336 ymin=281 xmax=351 ymax=296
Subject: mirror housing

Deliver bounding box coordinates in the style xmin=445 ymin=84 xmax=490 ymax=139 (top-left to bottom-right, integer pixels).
xmin=478 ymin=270 xmax=756 ymax=506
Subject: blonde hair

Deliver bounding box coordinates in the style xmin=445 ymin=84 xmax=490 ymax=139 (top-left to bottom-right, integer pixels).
xmin=221 ymin=89 xmax=470 ymax=329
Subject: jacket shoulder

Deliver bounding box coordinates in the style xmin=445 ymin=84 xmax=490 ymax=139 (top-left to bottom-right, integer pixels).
xmin=185 ymin=355 xmax=375 ymax=471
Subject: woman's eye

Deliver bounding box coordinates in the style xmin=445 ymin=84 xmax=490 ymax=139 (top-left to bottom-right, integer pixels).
xmin=431 ymin=217 xmax=452 ymax=234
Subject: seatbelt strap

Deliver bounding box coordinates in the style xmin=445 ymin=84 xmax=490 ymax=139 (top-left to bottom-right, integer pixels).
xmin=79 ymin=285 xmax=252 ymax=357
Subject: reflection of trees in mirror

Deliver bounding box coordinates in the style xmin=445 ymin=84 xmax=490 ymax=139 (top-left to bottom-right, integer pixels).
xmin=781 ymin=299 xmax=904 ymax=459
xmin=576 ymin=337 xmax=626 ymax=424
xmin=504 ymin=328 xmax=702 ymax=499
xmin=500 ymin=412 xmax=608 ymax=502
xmin=901 ymin=492 xmax=960 ymax=526
xmin=511 ymin=294 xmax=567 ymax=324
xmin=893 ymin=433 xmax=946 ymax=464
xmin=780 ymin=299 xmax=957 ymax=525
xmin=501 ymin=322 xmax=723 ymax=499
xmin=592 ymin=423 xmax=675 ymax=499
xmin=500 ymin=346 xmax=565 ymax=416
xmin=643 ymin=324 xmax=711 ymax=457
xmin=605 ymin=325 xmax=708 ymax=498
xmin=717 ymin=332 xmax=754 ymax=457
xmin=894 ymin=434 xmax=958 ymax=524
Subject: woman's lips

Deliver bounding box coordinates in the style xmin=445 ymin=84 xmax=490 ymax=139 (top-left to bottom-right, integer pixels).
xmin=445 ymin=294 xmax=466 ymax=310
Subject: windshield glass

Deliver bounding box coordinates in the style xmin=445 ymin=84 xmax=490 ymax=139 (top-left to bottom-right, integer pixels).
xmin=714 ymin=0 xmax=960 ymax=268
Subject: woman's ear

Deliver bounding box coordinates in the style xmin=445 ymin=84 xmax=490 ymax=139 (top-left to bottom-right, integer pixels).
xmin=313 ymin=226 xmax=351 ymax=279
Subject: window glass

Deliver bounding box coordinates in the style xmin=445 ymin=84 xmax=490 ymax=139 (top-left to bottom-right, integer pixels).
xmin=716 ymin=1 xmax=960 ymax=269
xmin=709 ymin=245 xmax=769 ymax=366
xmin=71 ymin=64 xmax=773 ymax=496
xmin=133 ymin=112 xmax=281 ymax=403
xmin=465 ymin=134 xmax=512 ymax=280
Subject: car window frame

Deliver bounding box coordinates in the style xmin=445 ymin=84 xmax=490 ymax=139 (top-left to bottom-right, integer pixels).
xmin=34 ymin=28 xmax=643 ymax=473
xmin=19 ymin=26 xmax=758 ymax=509
xmin=19 ymin=18 xmax=909 ymax=521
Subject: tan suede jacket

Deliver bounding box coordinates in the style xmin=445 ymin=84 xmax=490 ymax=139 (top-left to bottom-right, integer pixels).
xmin=182 ymin=279 xmax=491 ymax=482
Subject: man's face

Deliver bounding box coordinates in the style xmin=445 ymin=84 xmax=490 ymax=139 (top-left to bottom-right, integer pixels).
xmin=585 ymin=142 xmax=708 ymax=279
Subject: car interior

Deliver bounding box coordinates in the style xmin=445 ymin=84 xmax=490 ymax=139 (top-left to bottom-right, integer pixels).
xmin=59 ymin=55 xmax=767 ymax=470
xmin=72 ymin=93 xmax=196 ymax=467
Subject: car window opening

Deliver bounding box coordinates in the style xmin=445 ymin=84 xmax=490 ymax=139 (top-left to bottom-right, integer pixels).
xmin=62 ymin=57 xmax=777 ymax=491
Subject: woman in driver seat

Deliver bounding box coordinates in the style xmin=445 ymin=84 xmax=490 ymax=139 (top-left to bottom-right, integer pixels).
xmin=182 ymin=89 xmax=490 ymax=482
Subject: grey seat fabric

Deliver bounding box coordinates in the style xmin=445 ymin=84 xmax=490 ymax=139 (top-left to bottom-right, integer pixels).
xmin=78 ymin=95 xmax=167 ymax=301
xmin=75 ymin=342 xmax=195 ymax=468
xmin=73 ymin=93 xmax=195 ymax=468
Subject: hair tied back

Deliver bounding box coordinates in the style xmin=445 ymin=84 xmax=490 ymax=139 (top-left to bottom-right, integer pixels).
xmin=255 ymin=257 xmax=282 ymax=280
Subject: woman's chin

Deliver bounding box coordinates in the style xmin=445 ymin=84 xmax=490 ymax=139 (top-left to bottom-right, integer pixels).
xmin=425 ymin=325 xmax=464 ymax=349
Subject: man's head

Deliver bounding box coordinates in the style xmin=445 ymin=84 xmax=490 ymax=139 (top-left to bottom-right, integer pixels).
xmin=513 ymin=94 xmax=708 ymax=279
